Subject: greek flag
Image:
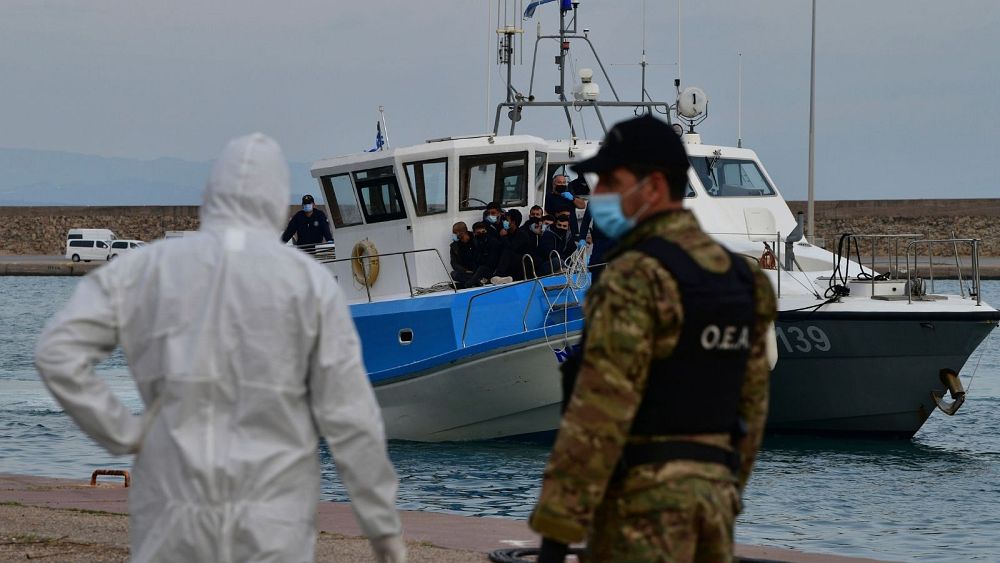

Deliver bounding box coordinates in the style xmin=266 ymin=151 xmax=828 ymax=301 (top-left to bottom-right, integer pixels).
xmin=524 ymin=0 xmax=570 ymax=19
xmin=367 ymin=121 xmax=385 ymax=152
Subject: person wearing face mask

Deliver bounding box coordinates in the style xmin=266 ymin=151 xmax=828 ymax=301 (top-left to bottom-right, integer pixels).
xmin=450 ymin=222 xmax=490 ymax=288
xmin=525 ymin=205 xmax=544 ymax=227
xmin=537 ymin=216 xmax=575 ymax=275
xmin=483 ymin=202 xmax=506 ymax=239
xmin=529 ymin=114 xmax=778 ymax=563
xmin=470 ymin=221 xmax=512 ymax=285
xmin=498 ymin=209 xmax=533 ymax=280
xmin=281 ymin=194 xmax=334 ymax=252
xmin=545 ymin=175 xmax=587 ymax=241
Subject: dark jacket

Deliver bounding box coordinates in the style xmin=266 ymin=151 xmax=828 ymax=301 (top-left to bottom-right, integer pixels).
xmin=281 ymin=209 xmax=333 ymax=246
xmin=539 ymin=227 xmax=574 ymax=270
xmin=450 ymin=239 xmax=477 ymax=273
xmin=472 ymin=234 xmax=502 ymax=273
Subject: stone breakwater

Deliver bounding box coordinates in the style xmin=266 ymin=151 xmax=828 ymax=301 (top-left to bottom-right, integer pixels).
xmin=0 ymin=200 xmax=996 ymax=256
xmin=786 ymin=199 xmax=999 ymax=257
xmin=0 ymin=205 xmax=325 ymax=255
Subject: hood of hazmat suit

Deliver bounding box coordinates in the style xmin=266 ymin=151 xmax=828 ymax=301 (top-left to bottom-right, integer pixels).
xmin=35 ymin=133 xmax=404 ymax=563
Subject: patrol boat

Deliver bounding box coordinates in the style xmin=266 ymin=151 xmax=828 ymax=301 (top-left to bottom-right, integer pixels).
xmin=307 ymin=2 xmax=999 ymax=441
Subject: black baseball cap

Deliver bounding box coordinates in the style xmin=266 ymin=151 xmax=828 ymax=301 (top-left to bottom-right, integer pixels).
xmin=302 ymin=194 xmax=315 ymax=204
xmin=572 ymin=114 xmax=688 ymax=177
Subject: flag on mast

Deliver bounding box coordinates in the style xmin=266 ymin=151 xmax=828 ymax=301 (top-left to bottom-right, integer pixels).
xmin=523 ymin=0 xmax=556 ymax=19
xmin=366 ymin=121 xmax=385 ymax=152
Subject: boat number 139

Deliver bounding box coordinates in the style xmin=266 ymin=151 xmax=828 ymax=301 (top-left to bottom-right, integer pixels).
xmin=775 ymin=326 xmax=831 ymax=353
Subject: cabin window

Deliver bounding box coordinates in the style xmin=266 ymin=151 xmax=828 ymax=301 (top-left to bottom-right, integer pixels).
xmin=459 ymin=152 xmax=528 ymax=210
xmin=534 ymin=151 xmax=548 ymax=205
xmin=69 ymin=240 xmax=93 ymax=248
xmin=321 ymin=174 xmax=364 ymax=228
xmin=404 ymin=158 xmax=448 ymax=216
xmin=690 ymin=157 xmax=775 ymax=198
xmin=353 ymin=166 xmax=407 ymax=223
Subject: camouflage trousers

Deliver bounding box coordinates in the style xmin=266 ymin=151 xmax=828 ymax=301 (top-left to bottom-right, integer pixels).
xmin=585 ymin=477 xmax=741 ymax=563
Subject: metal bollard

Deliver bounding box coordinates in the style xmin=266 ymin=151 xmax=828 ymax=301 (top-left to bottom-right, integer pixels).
xmin=90 ymin=469 xmax=131 ymax=488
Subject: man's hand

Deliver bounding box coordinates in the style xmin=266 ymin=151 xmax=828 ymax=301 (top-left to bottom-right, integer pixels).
xmin=370 ymin=535 xmax=407 ymax=563
xmin=560 ymin=191 xmax=575 ymax=201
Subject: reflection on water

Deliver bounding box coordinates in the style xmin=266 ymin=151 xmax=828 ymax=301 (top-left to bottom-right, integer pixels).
xmin=2 ymin=277 xmax=999 ymax=560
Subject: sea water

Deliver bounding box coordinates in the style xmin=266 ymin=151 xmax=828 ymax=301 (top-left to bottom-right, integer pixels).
xmin=2 ymin=277 xmax=998 ymax=561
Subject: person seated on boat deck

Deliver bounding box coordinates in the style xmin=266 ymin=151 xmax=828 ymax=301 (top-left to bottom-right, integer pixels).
xmin=471 ymin=221 xmax=510 ymax=284
xmin=537 ymin=215 xmax=575 ymax=275
xmin=450 ymin=221 xmax=491 ymax=288
xmin=545 ymin=174 xmax=587 ymax=241
xmin=521 ymin=217 xmax=545 ymax=278
xmin=499 ymin=209 xmax=533 ymax=281
xmin=483 ymin=201 xmax=507 ymax=239
xmin=525 ymin=205 xmax=544 ymax=227
xmin=281 ymin=193 xmax=334 ymax=252
xmin=569 ymin=176 xmax=592 ymax=242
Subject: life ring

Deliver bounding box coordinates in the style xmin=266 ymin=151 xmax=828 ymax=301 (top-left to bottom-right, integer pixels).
xmin=351 ymin=239 xmax=380 ymax=287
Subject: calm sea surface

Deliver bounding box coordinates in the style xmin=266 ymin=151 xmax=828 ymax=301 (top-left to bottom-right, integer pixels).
xmin=2 ymin=277 xmax=998 ymax=561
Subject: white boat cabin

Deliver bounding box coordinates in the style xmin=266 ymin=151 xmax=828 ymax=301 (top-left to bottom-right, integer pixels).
xmin=311 ymin=133 xmax=805 ymax=304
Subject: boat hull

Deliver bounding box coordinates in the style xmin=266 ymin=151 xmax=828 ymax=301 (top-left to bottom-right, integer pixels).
xmin=374 ymin=335 xmax=577 ymax=441
xmin=768 ymin=313 xmax=998 ymax=438
xmin=371 ymin=310 xmax=997 ymax=441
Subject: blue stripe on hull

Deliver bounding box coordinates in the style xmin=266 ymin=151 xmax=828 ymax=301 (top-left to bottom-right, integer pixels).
xmin=349 ymin=277 xmax=586 ymax=383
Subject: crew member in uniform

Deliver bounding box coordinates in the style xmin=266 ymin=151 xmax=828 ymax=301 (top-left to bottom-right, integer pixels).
xmin=281 ymin=194 xmax=334 ymax=252
xmin=529 ymin=114 xmax=778 ymax=562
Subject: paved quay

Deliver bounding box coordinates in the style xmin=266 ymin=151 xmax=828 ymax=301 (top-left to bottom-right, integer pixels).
xmin=3 ymin=254 xmax=1000 ymax=279
xmin=0 ymin=474 xmax=886 ymax=562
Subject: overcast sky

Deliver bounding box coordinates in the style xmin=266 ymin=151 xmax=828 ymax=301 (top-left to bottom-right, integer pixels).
xmin=1 ymin=0 xmax=998 ymax=200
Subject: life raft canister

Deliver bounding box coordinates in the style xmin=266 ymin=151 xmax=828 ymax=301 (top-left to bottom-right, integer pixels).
xmin=351 ymin=239 xmax=380 ymax=287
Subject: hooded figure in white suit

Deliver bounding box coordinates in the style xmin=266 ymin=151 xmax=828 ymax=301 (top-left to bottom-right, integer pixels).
xmin=35 ymin=133 xmax=406 ymax=563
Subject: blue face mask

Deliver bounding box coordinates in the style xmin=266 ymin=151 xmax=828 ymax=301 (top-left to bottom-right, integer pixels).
xmin=451 ymin=233 xmax=459 ymax=242
xmin=588 ymin=178 xmax=649 ymax=239
xmin=486 ymin=215 xmax=498 ymax=224
xmin=303 ymin=203 xmax=314 ymax=213
xmin=502 ymin=220 xmax=510 ymax=230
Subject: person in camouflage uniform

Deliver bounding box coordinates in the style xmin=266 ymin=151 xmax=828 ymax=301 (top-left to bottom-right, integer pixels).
xmin=530 ymin=114 xmax=778 ymax=562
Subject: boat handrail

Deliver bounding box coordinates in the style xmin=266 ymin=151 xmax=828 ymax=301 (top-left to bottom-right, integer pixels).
xmin=832 ymin=233 xmax=925 ymax=298
xmin=905 ymin=238 xmax=982 ymax=306
xmin=319 ymin=248 xmax=456 ymax=302
xmin=461 ymin=270 xmax=568 ymax=348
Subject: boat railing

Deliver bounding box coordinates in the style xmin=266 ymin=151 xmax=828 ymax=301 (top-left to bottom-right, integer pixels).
xmin=461 ymin=270 xmax=568 ymax=348
xmin=905 ymin=238 xmax=983 ymax=306
xmin=830 ymin=233 xmax=924 ymax=299
xmin=319 ymin=248 xmax=456 ymax=303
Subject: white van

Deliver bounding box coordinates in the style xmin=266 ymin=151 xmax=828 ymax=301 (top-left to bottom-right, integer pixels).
xmin=66 ymin=239 xmax=110 ymax=262
xmin=68 ymin=228 xmax=116 ymax=242
xmin=108 ymin=240 xmax=146 ymax=259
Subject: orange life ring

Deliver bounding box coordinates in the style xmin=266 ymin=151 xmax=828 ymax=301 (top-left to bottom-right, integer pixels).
xmin=351 ymin=239 xmax=380 ymax=286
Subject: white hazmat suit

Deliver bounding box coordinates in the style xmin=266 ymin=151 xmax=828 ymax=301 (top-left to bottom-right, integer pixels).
xmin=35 ymin=133 xmax=405 ymax=562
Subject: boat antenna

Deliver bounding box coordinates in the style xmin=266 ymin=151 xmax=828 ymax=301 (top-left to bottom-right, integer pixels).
xmin=497 ymin=0 xmax=524 ymax=106
xmin=486 ymin=0 xmax=493 ymax=131
xmin=676 ymin=0 xmax=682 ymax=87
xmin=807 ymin=0 xmax=817 ymax=240
xmin=640 ymin=0 xmax=648 ymax=103
xmin=737 ymin=52 xmax=742 ymax=148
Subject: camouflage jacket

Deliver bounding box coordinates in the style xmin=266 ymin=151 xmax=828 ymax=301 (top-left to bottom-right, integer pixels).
xmin=529 ymin=209 xmax=778 ymax=544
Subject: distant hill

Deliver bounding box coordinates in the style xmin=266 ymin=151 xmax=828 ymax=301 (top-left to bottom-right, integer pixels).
xmin=0 ymin=148 xmax=318 ymax=206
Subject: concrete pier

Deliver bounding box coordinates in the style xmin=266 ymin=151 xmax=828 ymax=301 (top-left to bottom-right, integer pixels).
xmin=0 ymin=473 xmax=886 ymax=562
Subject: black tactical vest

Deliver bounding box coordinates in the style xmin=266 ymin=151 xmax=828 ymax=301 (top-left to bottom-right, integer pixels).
xmin=628 ymin=237 xmax=756 ymax=436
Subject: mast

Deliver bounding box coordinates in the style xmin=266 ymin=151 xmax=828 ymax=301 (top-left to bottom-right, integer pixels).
xmin=737 ymin=52 xmax=742 ymax=148
xmin=807 ymin=0 xmax=817 ymax=241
